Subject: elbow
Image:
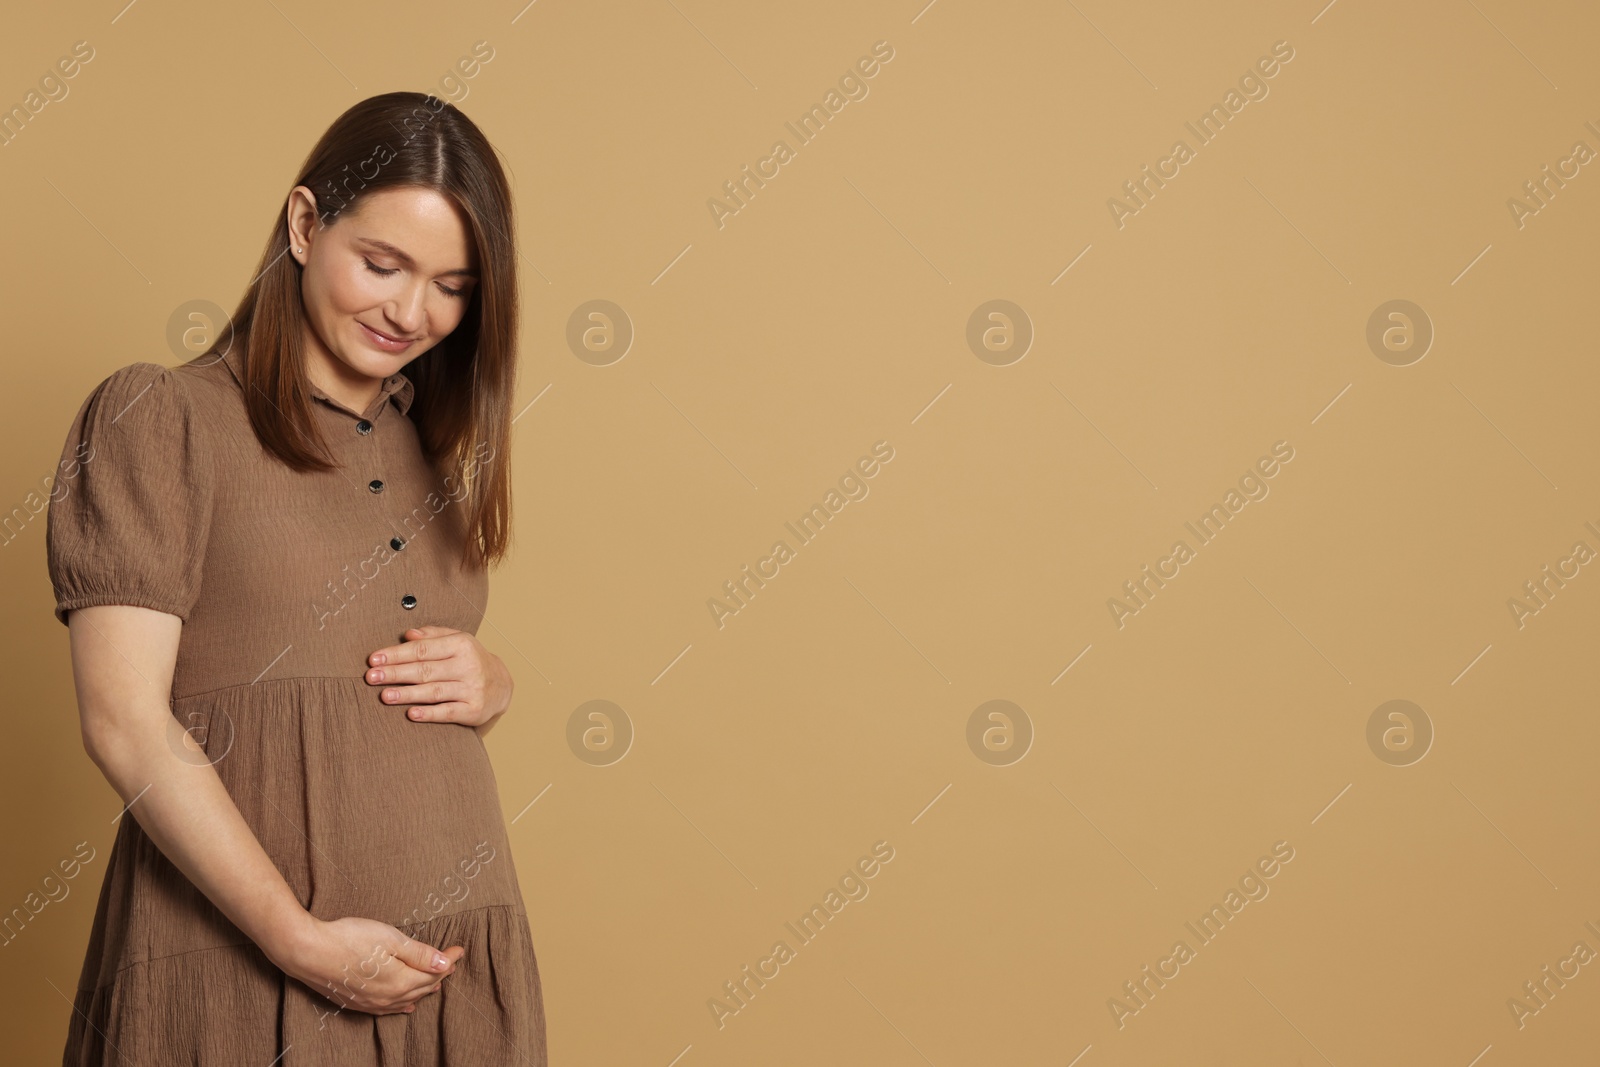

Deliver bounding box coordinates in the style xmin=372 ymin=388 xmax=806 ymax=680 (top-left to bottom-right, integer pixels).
xmin=79 ymin=715 xmax=117 ymax=772
xmin=78 ymin=705 xmax=156 ymax=776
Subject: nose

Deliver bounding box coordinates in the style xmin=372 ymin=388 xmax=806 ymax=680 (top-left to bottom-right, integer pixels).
xmin=386 ymin=282 xmax=428 ymax=337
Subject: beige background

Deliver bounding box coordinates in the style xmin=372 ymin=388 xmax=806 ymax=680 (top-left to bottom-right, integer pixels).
xmin=4 ymin=0 xmax=1598 ymax=1063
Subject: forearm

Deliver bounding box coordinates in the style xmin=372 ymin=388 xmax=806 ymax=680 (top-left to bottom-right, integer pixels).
xmin=84 ymin=702 xmax=311 ymax=961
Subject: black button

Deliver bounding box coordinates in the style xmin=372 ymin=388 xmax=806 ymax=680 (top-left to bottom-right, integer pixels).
xmin=401 ymin=594 xmax=417 ymax=609
xmin=355 ymin=419 xmax=374 ymax=435
xmin=369 ymin=479 xmax=384 ymax=493
xmin=390 ymin=536 xmax=405 ymax=551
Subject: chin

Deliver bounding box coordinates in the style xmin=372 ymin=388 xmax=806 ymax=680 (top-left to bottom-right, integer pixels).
xmin=335 ymin=346 xmax=397 ymax=381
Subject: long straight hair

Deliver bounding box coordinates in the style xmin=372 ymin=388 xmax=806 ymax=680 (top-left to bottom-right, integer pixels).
xmin=203 ymin=91 xmax=516 ymax=570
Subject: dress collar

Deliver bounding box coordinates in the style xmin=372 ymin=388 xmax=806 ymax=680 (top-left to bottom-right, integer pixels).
xmin=215 ymin=347 xmax=414 ymax=419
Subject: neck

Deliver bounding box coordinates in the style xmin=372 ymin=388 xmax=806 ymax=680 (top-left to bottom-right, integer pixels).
xmin=302 ymin=335 xmax=384 ymax=415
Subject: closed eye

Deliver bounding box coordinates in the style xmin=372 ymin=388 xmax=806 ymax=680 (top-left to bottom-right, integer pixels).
xmin=363 ymin=257 xmax=470 ymax=300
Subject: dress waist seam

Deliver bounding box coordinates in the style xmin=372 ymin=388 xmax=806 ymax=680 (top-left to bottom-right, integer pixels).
xmin=171 ymin=675 xmax=369 ymax=703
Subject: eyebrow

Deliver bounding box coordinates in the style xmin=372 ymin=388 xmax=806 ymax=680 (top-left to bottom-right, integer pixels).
xmin=358 ymin=237 xmax=478 ymax=278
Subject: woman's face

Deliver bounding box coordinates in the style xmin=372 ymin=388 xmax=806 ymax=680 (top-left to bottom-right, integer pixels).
xmin=288 ymin=184 xmax=479 ymax=385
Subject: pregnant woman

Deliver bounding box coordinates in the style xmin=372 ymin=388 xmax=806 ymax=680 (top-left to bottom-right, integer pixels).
xmin=46 ymin=92 xmax=545 ymax=1064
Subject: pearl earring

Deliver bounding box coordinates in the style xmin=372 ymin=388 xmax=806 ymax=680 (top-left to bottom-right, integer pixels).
xmin=294 ymin=246 xmax=303 ymax=254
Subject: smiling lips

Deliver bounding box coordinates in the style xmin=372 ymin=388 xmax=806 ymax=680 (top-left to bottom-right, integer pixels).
xmin=359 ymin=321 xmax=418 ymax=351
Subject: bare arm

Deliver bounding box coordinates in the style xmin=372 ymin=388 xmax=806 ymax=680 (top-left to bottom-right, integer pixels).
xmin=67 ymin=603 xmax=463 ymax=1014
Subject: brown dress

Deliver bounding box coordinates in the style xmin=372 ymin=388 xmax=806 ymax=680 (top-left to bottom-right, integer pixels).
xmin=46 ymin=349 xmax=547 ymax=1065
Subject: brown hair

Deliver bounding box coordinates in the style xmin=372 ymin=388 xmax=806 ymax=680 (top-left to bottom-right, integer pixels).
xmin=202 ymin=91 xmax=516 ymax=570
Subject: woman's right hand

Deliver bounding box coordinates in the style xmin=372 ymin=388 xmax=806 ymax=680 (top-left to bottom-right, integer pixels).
xmin=270 ymin=913 xmax=466 ymax=1015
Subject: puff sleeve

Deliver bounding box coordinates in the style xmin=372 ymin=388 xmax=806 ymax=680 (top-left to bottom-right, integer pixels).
xmin=46 ymin=362 xmax=215 ymax=627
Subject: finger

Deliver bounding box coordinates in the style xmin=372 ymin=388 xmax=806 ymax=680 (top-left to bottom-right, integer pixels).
xmin=406 ymin=625 xmax=458 ymax=640
xmin=406 ymin=702 xmax=472 ymax=724
xmin=368 ymin=627 xmax=462 ymax=667
xmin=398 ymin=946 xmax=464 ymax=1004
xmin=367 ymin=652 xmax=449 ymax=686
xmin=367 ymin=637 xmax=413 ymax=667
xmin=431 ymin=945 xmax=466 ymax=976
xmin=374 ymin=965 xmax=454 ymax=1014
xmin=390 ymin=932 xmax=455 ymax=976
xmin=392 ymin=967 xmax=450 ymax=1003
xmin=382 ymin=682 xmax=459 ymax=709
xmin=397 ymin=957 xmax=458 ymax=1006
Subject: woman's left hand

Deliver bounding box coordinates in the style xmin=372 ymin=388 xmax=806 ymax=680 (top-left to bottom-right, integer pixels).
xmin=365 ymin=625 xmax=513 ymax=734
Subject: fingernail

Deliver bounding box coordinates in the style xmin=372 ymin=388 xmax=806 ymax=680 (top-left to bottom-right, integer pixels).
xmin=370 ymin=669 xmax=384 ymax=682
xmin=373 ymin=653 xmax=386 ymax=664
xmin=409 ymin=708 xmax=423 ymax=720
xmin=434 ymin=953 xmax=449 ymax=970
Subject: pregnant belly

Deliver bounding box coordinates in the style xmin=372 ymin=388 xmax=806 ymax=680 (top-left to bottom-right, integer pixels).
xmin=175 ymin=676 xmax=522 ymax=927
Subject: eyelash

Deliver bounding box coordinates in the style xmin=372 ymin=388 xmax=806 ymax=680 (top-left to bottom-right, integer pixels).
xmin=363 ymin=257 xmax=469 ymax=299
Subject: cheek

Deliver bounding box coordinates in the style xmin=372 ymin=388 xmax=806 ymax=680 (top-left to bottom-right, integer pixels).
xmin=433 ymin=296 xmax=472 ymax=336
xmin=327 ymin=262 xmax=387 ymax=314
xmin=307 ymin=264 xmax=377 ymax=331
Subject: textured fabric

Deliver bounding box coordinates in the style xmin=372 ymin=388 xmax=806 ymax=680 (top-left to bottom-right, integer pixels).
xmin=46 ymin=350 xmax=546 ymax=1065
